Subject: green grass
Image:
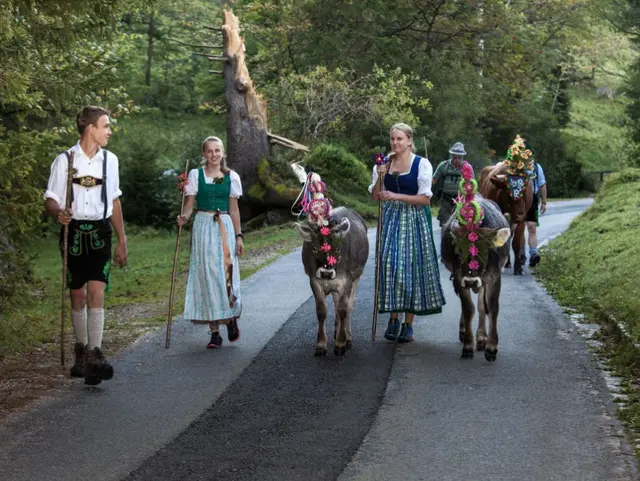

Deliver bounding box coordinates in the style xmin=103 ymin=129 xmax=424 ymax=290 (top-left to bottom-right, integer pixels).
xmin=535 ymin=168 xmax=640 ymax=454
xmin=536 ymin=168 xmax=640 ymax=340
xmin=0 ymin=223 xmax=302 ymax=355
xmin=563 ymin=86 xmax=632 ymax=173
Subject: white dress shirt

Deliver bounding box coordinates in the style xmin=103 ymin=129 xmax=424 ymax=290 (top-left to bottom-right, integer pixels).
xmin=368 ymin=155 xmax=433 ymax=196
xmin=44 ymin=142 xmax=122 ymax=220
xmin=185 ymin=168 xmax=243 ymax=198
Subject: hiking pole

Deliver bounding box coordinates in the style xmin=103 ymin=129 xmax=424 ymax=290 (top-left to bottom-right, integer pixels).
xmin=60 ymin=151 xmax=75 ymax=366
xmin=165 ymin=158 xmax=190 ymax=348
xmin=372 ymin=155 xmax=386 ymax=342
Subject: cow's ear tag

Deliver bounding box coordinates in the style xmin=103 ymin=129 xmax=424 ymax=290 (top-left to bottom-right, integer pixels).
xmin=493 ymin=227 xmax=510 ymax=247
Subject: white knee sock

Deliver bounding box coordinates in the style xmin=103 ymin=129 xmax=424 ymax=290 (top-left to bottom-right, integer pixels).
xmin=71 ymin=308 xmax=88 ymax=345
xmin=87 ymin=308 xmax=105 ymax=350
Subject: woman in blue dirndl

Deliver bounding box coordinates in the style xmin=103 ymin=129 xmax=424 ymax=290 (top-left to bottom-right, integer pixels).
xmin=177 ymin=136 xmax=244 ymax=349
xmin=370 ymin=123 xmax=446 ymax=342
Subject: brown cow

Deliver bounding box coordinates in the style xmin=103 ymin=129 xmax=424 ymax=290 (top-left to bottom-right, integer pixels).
xmin=479 ymin=163 xmax=533 ymax=275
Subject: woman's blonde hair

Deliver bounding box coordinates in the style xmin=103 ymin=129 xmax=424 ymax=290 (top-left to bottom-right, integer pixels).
xmin=388 ymin=123 xmax=416 ymax=159
xmin=201 ymin=136 xmax=230 ymax=173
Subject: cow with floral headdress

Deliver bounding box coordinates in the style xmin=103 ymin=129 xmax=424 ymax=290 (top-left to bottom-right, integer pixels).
xmin=441 ymin=161 xmax=511 ymax=361
xmin=294 ymin=173 xmax=369 ymax=356
xmin=479 ymin=134 xmax=535 ymax=275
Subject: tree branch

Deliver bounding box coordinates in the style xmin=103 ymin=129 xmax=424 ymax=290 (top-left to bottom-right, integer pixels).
xmin=166 ymin=36 xmax=223 ymax=49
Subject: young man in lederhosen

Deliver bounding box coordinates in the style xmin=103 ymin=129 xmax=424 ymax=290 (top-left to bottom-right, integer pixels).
xmin=44 ymin=106 xmax=128 ymax=385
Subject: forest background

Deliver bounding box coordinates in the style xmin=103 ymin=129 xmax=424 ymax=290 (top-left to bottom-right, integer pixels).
xmin=2 ymin=0 xmax=640 ymax=355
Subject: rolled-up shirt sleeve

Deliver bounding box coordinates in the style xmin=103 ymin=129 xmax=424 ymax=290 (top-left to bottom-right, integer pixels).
xmin=185 ymin=168 xmax=199 ymax=196
xmin=368 ymin=165 xmax=379 ymax=193
xmin=43 ymin=153 xmax=67 ymax=207
xmin=230 ymin=171 xmax=243 ymax=198
xmin=537 ymin=164 xmax=546 ymax=187
xmin=417 ymin=157 xmax=434 ymax=197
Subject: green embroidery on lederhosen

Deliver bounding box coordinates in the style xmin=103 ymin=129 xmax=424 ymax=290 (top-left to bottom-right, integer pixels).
xmin=70 ymin=230 xmax=82 ymax=255
xmin=91 ymin=230 xmax=106 ymax=249
xmin=103 ymin=260 xmax=111 ymax=292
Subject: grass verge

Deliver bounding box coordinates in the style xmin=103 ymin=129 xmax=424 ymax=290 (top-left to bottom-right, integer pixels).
xmin=534 ymin=168 xmax=640 ymax=456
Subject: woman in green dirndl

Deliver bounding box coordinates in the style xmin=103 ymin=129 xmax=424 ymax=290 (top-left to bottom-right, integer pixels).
xmin=178 ymin=136 xmax=244 ymax=349
xmin=370 ymin=123 xmax=446 ymax=343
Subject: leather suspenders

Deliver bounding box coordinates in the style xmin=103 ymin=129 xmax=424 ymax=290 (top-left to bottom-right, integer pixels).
xmin=63 ymin=149 xmax=109 ymax=221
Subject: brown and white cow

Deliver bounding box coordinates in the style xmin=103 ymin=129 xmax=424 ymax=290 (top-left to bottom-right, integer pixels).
xmin=479 ymin=163 xmax=533 ymax=275
xmin=296 ymin=207 xmax=369 ymax=356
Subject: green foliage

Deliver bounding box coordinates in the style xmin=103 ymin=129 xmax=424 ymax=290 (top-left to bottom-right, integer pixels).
xmin=563 ymin=87 xmax=632 ymax=172
xmin=266 ymin=66 xmax=430 ymax=149
xmin=302 ymin=144 xmax=377 ymax=218
xmin=0 ymin=0 xmax=142 ymax=313
xmin=526 ymin=126 xmax=595 ymax=197
xmin=536 ymin=168 xmax=640 ymax=341
xmin=110 ymin=111 xmax=225 ymax=227
xmin=117 ymin=1 xmax=226 ymax=112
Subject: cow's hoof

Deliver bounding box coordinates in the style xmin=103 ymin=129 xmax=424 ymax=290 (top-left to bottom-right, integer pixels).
xmin=346 ymin=340 xmax=353 ymax=351
xmin=461 ymin=347 xmax=474 ymax=359
xmin=514 ymin=267 xmax=524 ymax=276
xmin=334 ymin=344 xmax=347 ymax=356
xmin=459 ymin=331 xmax=465 ymax=343
xmin=485 ymin=348 xmax=498 ymax=362
xmin=314 ymin=347 xmax=328 ymax=357
xmin=476 ymin=338 xmax=486 ymax=351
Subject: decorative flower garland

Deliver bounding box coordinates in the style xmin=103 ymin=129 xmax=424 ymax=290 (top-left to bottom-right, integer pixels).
xmin=177 ymin=172 xmax=189 ymax=191
xmin=298 ymin=172 xmax=342 ymax=268
xmin=503 ymin=134 xmax=535 ymax=199
xmin=374 ymin=152 xmax=387 ymax=167
xmin=454 ymin=161 xmax=485 ymax=273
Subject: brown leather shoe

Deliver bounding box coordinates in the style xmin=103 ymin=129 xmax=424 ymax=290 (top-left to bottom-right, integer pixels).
xmin=84 ymin=347 xmax=113 ymax=386
xmin=70 ymin=343 xmax=86 ymax=378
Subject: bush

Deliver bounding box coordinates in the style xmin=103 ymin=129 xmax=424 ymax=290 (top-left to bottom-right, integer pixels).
xmin=118 ymin=137 xmax=195 ymax=228
xmin=109 ymin=112 xmax=225 ymax=228
xmin=301 ymin=144 xmax=377 ymax=218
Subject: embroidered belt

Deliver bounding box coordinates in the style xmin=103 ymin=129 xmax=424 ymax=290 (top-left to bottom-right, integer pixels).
xmin=72 ymin=176 xmax=103 ymax=187
xmin=198 ymin=210 xmax=229 ymax=214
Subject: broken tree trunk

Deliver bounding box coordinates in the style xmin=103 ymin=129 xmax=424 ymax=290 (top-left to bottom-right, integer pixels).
xmin=221 ymin=11 xmax=270 ymax=208
xmin=219 ymin=10 xmax=308 ymax=219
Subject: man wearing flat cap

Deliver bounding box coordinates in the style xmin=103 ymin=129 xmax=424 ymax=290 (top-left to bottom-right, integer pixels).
xmin=432 ymin=141 xmax=473 ymax=227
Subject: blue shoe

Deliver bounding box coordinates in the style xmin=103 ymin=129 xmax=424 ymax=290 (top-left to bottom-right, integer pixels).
xmin=398 ymin=323 xmax=414 ymax=343
xmin=384 ymin=318 xmax=401 ymax=341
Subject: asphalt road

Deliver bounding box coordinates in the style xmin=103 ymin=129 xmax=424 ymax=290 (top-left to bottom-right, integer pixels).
xmin=0 ymin=198 xmax=637 ymax=481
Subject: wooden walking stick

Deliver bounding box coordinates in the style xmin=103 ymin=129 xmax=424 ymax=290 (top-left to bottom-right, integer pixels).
xmin=60 ymin=151 xmax=75 ymax=366
xmin=165 ymin=159 xmax=190 ymax=348
xmin=372 ymin=153 xmax=386 ymax=342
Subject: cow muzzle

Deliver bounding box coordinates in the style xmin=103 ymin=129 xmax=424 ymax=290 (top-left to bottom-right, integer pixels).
xmin=462 ymin=276 xmax=482 ymax=292
xmin=316 ymin=268 xmax=336 ymax=280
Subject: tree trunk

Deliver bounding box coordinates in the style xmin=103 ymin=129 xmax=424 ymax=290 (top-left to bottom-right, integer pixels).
xmin=145 ymin=12 xmax=156 ymax=89
xmin=221 ymin=11 xmax=270 ymax=211
xmin=219 ymin=10 xmax=303 ymax=220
